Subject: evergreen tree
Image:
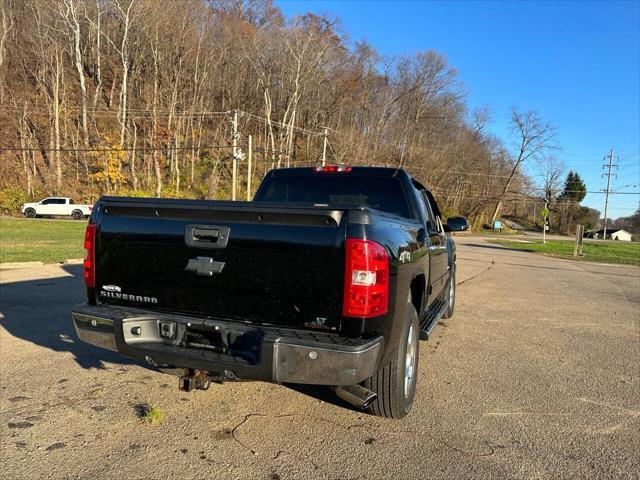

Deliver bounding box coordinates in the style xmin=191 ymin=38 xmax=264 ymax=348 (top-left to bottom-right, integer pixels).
xmin=557 ymin=171 xmax=587 ymax=203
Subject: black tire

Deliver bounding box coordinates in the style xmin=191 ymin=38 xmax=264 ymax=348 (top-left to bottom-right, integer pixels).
xmin=442 ymin=263 xmax=456 ymax=319
xmin=364 ymin=303 xmax=419 ymax=419
xmin=24 ymin=208 xmax=36 ymax=218
xmin=71 ymin=209 xmax=83 ymax=220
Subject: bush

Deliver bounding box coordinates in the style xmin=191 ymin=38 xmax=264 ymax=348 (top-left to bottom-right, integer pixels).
xmin=0 ymin=187 xmax=36 ymax=215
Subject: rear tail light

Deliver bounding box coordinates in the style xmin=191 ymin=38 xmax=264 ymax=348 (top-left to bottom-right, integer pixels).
xmin=314 ymin=164 xmax=352 ymax=173
xmin=343 ymin=238 xmax=388 ymax=318
xmin=84 ymin=224 xmax=96 ymax=287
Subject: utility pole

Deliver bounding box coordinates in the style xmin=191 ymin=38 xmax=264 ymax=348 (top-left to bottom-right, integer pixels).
xmin=602 ymin=148 xmax=618 ymax=239
xmin=573 ymin=224 xmax=585 ymax=257
xmin=541 ymin=199 xmax=549 ymax=244
xmin=321 ymin=127 xmax=328 ymax=166
xmin=247 ymin=135 xmax=252 ymax=201
xmin=231 ymin=110 xmax=238 ymax=201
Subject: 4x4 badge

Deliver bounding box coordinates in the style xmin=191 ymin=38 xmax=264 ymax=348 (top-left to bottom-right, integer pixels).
xmin=185 ymin=257 xmax=225 ymax=276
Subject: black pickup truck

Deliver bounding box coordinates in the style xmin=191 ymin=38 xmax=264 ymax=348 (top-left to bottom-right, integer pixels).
xmin=72 ymin=166 xmax=468 ymax=418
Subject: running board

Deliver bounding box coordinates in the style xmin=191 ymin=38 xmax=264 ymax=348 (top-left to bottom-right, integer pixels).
xmin=419 ymin=299 xmax=447 ymax=340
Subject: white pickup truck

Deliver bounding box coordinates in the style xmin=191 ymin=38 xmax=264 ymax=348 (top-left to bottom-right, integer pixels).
xmin=21 ymin=197 xmax=93 ymax=220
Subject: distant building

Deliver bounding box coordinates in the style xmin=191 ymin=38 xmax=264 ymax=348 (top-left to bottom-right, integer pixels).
xmin=587 ymin=229 xmax=633 ymax=241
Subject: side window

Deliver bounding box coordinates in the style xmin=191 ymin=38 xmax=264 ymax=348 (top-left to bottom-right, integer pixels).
xmin=416 ymin=190 xmax=434 ymax=227
xmin=69 ymin=199 xmax=74 ymax=204
xmin=41 ymin=198 xmax=54 ymax=205
xmin=53 ymin=199 xmax=65 ymax=204
xmin=421 ymin=192 xmax=438 ymax=229
xmin=424 ymin=194 xmax=445 ymax=234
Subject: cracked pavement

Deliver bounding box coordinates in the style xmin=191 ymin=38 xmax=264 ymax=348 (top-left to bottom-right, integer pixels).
xmin=1 ymin=235 xmax=638 ymax=479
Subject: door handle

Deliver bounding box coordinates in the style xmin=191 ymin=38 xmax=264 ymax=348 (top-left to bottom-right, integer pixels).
xmin=185 ymin=225 xmax=230 ymax=249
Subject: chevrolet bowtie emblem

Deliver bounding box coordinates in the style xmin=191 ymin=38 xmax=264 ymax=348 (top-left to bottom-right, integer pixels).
xmin=185 ymin=257 xmax=225 ymax=276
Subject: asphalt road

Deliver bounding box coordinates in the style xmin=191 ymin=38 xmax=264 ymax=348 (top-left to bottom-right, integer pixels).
xmin=1 ymin=236 xmax=638 ymax=479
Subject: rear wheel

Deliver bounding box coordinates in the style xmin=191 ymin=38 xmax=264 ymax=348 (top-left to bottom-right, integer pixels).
xmin=364 ymin=303 xmax=419 ymax=418
xmin=71 ymin=209 xmax=83 ymax=220
xmin=24 ymin=208 xmax=36 ymax=218
xmin=442 ymin=263 xmax=456 ymax=319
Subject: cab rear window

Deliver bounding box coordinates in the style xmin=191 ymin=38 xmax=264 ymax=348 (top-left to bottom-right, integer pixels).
xmin=255 ymin=175 xmax=411 ymax=218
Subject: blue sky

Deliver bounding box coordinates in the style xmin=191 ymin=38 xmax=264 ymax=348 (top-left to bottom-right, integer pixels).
xmin=277 ymin=0 xmax=640 ymax=218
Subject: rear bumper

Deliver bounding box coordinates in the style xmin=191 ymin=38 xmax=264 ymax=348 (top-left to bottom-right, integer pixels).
xmin=72 ymin=304 xmax=382 ymax=386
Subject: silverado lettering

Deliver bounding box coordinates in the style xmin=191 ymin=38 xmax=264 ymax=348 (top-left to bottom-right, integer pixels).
xmin=99 ymin=291 xmax=158 ymax=304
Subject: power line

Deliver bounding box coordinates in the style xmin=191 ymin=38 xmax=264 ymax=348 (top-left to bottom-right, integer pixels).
xmin=0 ymin=106 xmax=330 ymax=136
xmin=616 ymin=162 xmax=639 ymax=173
xmin=6 ymin=145 xmax=633 ymax=195
xmin=261 ymin=162 xmax=639 ymax=194
xmin=525 ymin=184 xmax=639 ymax=194
xmin=619 ymin=151 xmax=639 ymax=161
xmin=0 ymin=106 xmax=230 ymax=116
xmin=0 ymin=145 xmax=239 ymax=152
xmin=240 ymin=111 xmax=322 ymax=136
xmin=406 ymin=166 xmax=520 ymax=179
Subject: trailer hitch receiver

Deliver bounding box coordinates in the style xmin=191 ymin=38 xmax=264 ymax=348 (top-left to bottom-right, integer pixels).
xmin=178 ymin=369 xmax=211 ymax=392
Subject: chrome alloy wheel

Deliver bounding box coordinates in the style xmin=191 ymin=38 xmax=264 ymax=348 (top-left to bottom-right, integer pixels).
xmin=449 ymin=272 xmax=455 ymax=307
xmin=404 ymin=323 xmax=418 ymax=398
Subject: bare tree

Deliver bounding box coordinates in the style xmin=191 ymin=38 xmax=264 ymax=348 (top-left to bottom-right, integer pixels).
xmin=59 ymin=0 xmax=89 ymax=146
xmin=535 ymin=155 xmax=565 ymax=205
xmin=490 ymin=109 xmax=557 ymax=222
xmin=0 ymin=0 xmax=14 ymax=100
xmin=470 ymin=106 xmax=491 ymax=139
xmin=85 ymin=0 xmax=104 ymax=110
xmin=100 ymin=0 xmax=137 ymax=147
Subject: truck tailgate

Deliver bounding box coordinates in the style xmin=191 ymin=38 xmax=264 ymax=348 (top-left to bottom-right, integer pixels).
xmin=93 ymin=198 xmax=347 ymax=331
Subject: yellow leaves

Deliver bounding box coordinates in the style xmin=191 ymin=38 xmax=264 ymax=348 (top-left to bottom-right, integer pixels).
xmin=88 ymin=135 xmax=128 ymax=191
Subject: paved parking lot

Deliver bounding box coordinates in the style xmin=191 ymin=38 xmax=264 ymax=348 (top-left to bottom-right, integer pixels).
xmin=1 ymin=236 xmax=638 ymax=479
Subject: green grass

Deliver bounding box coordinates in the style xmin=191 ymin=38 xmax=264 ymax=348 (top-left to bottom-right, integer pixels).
xmin=135 ymin=404 xmax=166 ymax=424
xmin=0 ymin=216 xmax=86 ymax=264
xmin=488 ymin=238 xmax=640 ymax=266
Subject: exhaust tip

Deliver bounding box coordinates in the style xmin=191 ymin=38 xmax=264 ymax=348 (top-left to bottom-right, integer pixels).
xmin=361 ymin=392 xmax=377 ymax=409
xmin=335 ymin=384 xmax=377 ymax=410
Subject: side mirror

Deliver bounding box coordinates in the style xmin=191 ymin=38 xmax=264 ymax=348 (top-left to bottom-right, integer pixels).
xmin=444 ymin=216 xmax=469 ymax=232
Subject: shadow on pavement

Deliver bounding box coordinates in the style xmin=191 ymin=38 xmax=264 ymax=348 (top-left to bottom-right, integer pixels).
xmin=0 ymin=265 xmax=142 ymax=370
xmin=284 ymin=383 xmax=362 ymax=413
xmin=0 ymin=266 xmax=372 ymax=412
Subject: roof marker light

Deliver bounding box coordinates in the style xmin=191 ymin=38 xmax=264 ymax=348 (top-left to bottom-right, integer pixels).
xmin=314 ymin=164 xmax=352 ymax=173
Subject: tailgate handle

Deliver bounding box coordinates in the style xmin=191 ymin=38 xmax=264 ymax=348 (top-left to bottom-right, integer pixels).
xmin=194 ymin=228 xmax=218 ymax=242
xmin=185 ymin=225 xmax=230 ymax=249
